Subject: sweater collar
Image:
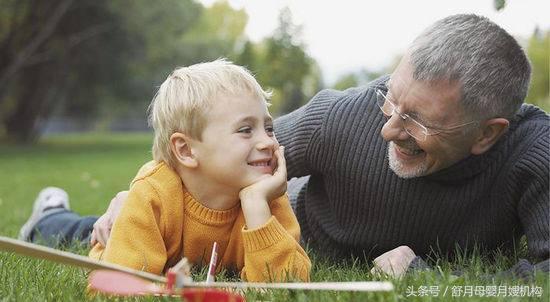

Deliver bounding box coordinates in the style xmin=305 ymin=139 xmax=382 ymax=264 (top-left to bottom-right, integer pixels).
xmin=422 ymin=149 xmax=496 ymax=183
xmin=182 ymin=190 xmax=241 ymax=225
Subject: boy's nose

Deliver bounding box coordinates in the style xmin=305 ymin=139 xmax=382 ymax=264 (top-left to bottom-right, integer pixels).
xmin=256 ymin=132 xmax=277 ymax=151
xmin=381 ymin=114 xmax=411 ymax=142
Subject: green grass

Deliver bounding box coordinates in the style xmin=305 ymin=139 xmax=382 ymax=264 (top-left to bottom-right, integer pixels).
xmin=0 ymin=133 xmax=548 ymax=301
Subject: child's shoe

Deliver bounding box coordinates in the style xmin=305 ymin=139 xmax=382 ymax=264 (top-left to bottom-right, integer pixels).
xmin=18 ymin=187 xmax=70 ymax=241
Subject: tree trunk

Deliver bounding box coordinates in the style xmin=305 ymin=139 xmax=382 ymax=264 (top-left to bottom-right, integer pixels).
xmin=4 ymin=63 xmax=69 ymax=143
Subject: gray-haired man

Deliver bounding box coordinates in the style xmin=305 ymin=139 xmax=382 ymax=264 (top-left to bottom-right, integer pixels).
xmin=274 ymin=13 xmax=548 ymax=279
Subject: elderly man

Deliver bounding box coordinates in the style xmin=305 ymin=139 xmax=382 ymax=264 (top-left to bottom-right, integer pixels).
xmin=274 ymin=13 xmax=548 ymax=278
xmin=27 ymin=14 xmax=547 ymax=280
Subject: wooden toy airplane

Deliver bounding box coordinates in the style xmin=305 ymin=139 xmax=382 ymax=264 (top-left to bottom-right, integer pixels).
xmin=0 ymin=235 xmax=394 ymax=300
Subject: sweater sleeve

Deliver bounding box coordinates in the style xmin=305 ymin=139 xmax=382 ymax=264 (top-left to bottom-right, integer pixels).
xmin=511 ymin=127 xmax=549 ymax=278
xmin=88 ymin=179 xmax=167 ymax=275
xmin=239 ymin=195 xmax=311 ymax=282
xmin=274 ymin=89 xmax=339 ymax=178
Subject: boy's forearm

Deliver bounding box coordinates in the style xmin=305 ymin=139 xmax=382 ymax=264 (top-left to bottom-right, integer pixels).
xmin=241 ymin=216 xmax=311 ymax=282
xmin=240 ymin=195 xmax=271 ymax=230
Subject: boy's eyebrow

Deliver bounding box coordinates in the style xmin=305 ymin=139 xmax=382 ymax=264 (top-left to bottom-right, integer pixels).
xmin=236 ymin=115 xmax=273 ymax=124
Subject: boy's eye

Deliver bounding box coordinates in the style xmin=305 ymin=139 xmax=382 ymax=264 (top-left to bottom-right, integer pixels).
xmin=237 ymin=126 xmax=252 ymax=134
xmin=265 ymin=125 xmax=274 ymax=136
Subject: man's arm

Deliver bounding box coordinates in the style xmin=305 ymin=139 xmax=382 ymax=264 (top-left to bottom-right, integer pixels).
xmin=274 ymin=89 xmax=339 ymax=178
xmin=511 ymin=131 xmax=549 ymax=279
xmin=90 ymin=191 xmax=128 ymax=246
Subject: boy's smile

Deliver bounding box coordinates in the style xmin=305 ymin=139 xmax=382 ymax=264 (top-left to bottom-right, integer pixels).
xmin=247 ymin=157 xmax=274 ymax=174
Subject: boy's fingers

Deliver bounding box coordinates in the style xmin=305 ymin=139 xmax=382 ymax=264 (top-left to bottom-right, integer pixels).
xmin=275 ymin=146 xmax=287 ymax=176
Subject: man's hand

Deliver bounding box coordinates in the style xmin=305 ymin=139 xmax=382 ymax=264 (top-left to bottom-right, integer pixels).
xmin=370 ymin=245 xmax=416 ymax=278
xmin=239 ymin=146 xmax=287 ymax=229
xmin=90 ymin=190 xmax=129 ymax=246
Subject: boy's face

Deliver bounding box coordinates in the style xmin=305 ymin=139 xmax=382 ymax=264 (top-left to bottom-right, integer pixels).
xmin=191 ymin=93 xmax=278 ymax=192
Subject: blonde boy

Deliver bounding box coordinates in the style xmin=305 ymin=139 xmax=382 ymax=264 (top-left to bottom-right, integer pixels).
xmin=88 ymin=59 xmax=310 ymax=282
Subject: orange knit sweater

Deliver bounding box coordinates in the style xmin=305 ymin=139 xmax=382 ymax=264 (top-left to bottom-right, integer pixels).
xmin=89 ymin=161 xmax=310 ymax=282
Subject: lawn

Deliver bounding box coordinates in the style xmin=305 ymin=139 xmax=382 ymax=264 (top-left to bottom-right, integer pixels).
xmin=0 ymin=133 xmax=547 ymax=301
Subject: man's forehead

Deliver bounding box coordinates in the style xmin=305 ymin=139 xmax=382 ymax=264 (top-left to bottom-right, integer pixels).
xmin=388 ymin=73 xmax=464 ymax=125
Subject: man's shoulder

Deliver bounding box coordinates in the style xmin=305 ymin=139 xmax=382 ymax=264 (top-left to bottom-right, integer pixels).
xmin=313 ymin=75 xmax=389 ymax=104
xmin=509 ymin=104 xmax=549 ymax=144
xmin=515 ymin=104 xmax=549 ymax=126
xmin=503 ymin=105 xmax=549 ymax=177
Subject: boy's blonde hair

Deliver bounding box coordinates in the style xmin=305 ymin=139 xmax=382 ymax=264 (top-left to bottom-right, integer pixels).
xmin=149 ymin=59 xmax=271 ymax=168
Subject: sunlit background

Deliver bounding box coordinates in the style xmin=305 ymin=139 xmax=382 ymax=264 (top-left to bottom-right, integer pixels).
xmin=0 ymin=0 xmax=548 ymax=143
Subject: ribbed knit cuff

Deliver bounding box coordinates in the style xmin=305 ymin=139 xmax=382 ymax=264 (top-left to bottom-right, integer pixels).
xmin=241 ymin=216 xmax=287 ymax=252
xmin=497 ymin=259 xmax=535 ymax=281
xmin=408 ymin=256 xmax=430 ymax=272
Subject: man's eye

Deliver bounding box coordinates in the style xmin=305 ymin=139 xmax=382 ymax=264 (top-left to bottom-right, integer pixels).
xmin=265 ymin=126 xmax=274 ymax=134
xmin=238 ymin=127 xmax=252 ymax=134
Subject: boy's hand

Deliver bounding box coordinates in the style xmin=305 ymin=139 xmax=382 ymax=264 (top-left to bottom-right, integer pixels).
xmin=239 ymin=146 xmax=287 ymax=229
xmin=90 ymin=190 xmax=128 ymax=246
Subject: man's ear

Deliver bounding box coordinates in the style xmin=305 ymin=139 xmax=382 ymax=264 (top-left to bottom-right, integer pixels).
xmin=470 ymin=118 xmax=509 ymax=155
xmin=170 ymin=132 xmax=198 ymax=168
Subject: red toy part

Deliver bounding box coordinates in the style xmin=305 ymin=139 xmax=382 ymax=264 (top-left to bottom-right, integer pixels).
xmin=182 ymin=288 xmax=245 ymax=302
xmin=88 ymin=270 xmax=245 ymax=301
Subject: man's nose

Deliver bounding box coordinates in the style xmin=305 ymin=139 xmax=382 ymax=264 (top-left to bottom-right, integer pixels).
xmin=380 ymin=114 xmax=410 ymax=142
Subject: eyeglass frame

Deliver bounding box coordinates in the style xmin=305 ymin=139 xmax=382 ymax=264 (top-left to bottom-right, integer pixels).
xmin=374 ymin=87 xmax=479 ymax=141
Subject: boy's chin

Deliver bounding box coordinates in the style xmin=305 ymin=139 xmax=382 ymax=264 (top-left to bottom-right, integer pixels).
xmin=243 ymin=173 xmax=272 ymax=186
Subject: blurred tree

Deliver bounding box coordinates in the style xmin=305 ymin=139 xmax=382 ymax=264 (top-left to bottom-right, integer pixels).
xmin=494 ymin=0 xmax=506 ymax=11
xmin=0 ymin=0 xmax=249 ymax=142
xmin=236 ymin=40 xmax=258 ymax=75
xmin=333 ymin=74 xmax=359 ymax=91
xmin=0 ymin=0 xmax=119 ymax=142
xmin=525 ymin=28 xmax=549 ymax=112
xmin=252 ymin=7 xmax=319 ymax=115
xmin=332 ymin=68 xmax=388 ymax=90
xmin=182 ymin=0 xmax=248 ymax=62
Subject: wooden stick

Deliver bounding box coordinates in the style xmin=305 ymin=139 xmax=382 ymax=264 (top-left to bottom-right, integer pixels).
xmin=189 ymin=280 xmax=394 ymax=292
xmin=0 ymin=236 xmax=166 ymax=283
xmin=91 ymin=270 xmax=393 ymax=293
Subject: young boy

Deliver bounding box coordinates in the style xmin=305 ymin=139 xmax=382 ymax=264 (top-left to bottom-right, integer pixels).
xmin=19 ymin=60 xmax=311 ymax=282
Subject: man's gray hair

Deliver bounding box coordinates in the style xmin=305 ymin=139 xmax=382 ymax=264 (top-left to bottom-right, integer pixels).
xmin=409 ymin=14 xmax=531 ymax=119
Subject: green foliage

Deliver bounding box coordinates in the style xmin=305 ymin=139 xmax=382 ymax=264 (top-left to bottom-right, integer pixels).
xmin=0 ymin=0 xmax=319 ymax=141
xmin=333 ymin=74 xmax=359 ymax=91
xmin=525 ymin=28 xmax=549 ymax=112
xmin=234 ymin=7 xmax=321 ymax=116
xmin=182 ymin=0 xmax=248 ymax=61
xmin=0 ymin=0 xmax=252 ymax=143
xmin=332 ymin=69 xmax=387 ymax=91
xmin=494 ymin=0 xmax=506 ymax=11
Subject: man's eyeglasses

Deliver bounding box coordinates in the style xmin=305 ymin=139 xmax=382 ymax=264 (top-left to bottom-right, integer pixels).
xmin=374 ymin=87 xmax=478 ymax=141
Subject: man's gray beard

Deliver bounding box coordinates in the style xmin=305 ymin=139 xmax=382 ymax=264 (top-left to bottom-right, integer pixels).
xmin=387 ymin=142 xmax=429 ymax=179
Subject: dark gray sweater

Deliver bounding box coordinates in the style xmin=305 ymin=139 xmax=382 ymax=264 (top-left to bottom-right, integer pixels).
xmin=274 ymin=78 xmax=549 ymax=278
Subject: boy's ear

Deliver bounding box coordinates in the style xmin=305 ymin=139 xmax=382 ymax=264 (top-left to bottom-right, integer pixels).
xmin=170 ymin=132 xmax=198 ymax=168
xmin=470 ymin=118 xmax=509 ymax=155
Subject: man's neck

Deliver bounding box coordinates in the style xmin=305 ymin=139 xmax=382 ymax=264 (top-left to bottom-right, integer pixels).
xmin=175 ymin=166 xmax=240 ymax=210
